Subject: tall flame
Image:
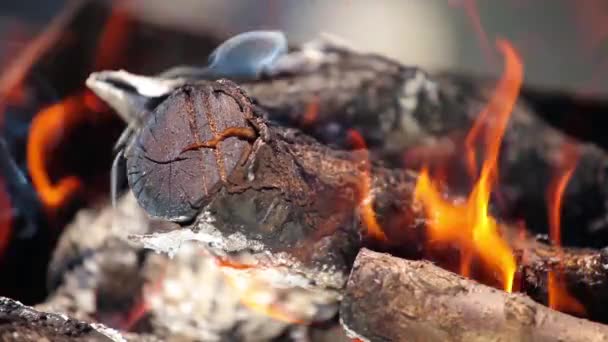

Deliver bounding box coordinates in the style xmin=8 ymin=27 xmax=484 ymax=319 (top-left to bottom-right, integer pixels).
xmin=414 ymin=40 xmax=522 ymax=292
xmin=546 ymin=141 xmax=585 ymax=315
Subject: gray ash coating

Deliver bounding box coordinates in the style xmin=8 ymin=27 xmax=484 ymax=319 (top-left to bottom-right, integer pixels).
xmin=126 ymin=83 xmax=255 ymax=222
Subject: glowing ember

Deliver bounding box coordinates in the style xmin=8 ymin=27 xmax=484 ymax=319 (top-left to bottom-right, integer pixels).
xmin=221 ymin=268 xmax=304 ymax=324
xmin=214 ymin=256 xmax=255 ymax=270
xmin=121 ymin=275 xmax=164 ymax=331
xmin=347 ymin=129 xmax=387 ymax=241
xmin=546 ymin=141 xmax=585 ymax=315
xmin=300 ymin=97 xmax=319 ymax=126
xmin=199 ymin=248 xmax=304 ymax=324
xmin=414 ymin=40 xmax=522 ymax=292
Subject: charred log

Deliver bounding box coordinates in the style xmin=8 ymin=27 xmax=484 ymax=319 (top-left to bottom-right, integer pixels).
xmin=120 ymin=80 xmax=608 ymax=321
xmin=87 ymin=38 xmax=608 ymax=248
xmin=340 ymin=249 xmax=608 ymax=342
xmin=242 ymin=52 xmax=608 ymax=249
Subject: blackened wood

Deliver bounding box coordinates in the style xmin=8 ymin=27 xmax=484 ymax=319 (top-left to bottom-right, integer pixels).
xmin=241 ymin=46 xmax=440 ymax=153
xmin=241 ymin=52 xmax=608 ymax=248
xmin=88 ymin=43 xmax=608 ymax=246
xmin=340 ymin=249 xmax=608 ymax=342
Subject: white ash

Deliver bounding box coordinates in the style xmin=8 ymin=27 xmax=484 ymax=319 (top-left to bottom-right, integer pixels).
xmin=130 ymin=210 xmax=347 ymax=292
xmin=144 ymin=242 xmax=289 ymax=342
xmin=45 ymin=193 xmax=342 ymax=340
xmin=129 ymin=211 xmax=265 ymax=258
xmin=339 ymin=316 xmax=371 ymax=342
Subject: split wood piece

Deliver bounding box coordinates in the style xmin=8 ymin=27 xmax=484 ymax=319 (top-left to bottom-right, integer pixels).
xmin=122 ymin=81 xmax=608 ymax=321
xmin=340 ymin=249 xmax=608 ymax=342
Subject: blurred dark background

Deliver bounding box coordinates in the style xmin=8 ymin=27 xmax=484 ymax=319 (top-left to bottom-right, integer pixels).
xmin=3 ymin=0 xmax=608 ymax=93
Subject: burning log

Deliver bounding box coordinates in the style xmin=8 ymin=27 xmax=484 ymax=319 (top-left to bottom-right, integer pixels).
xmin=119 ymin=79 xmax=608 ymax=321
xmin=87 ymin=33 xmax=608 ymax=248
xmin=240 ymin=45 xmax=608 ymax=249
xmin=340 ymin=249 xmax=608 ymax=342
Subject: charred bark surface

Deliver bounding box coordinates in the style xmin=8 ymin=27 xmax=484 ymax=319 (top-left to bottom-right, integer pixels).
xmin=241 ymin=50 xmax=608 ymax=249
xmin=340 ymin=249 xmax=608 ymax=342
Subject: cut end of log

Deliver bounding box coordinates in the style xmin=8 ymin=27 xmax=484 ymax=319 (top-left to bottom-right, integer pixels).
xmin=125 ymin=83 xmax=257 ymax=222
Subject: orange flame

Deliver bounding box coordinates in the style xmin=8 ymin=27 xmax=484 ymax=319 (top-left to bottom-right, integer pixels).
xmin=94 ymin=6 xmax=131 ymax=70
xmin=414 ymin=40 xmax=522 ymax=292
xmin=26 ymin=6 xmax=130 ymax=216
xmin=347 ymin=130 xmax=387 ymax=241
xmin=546 ymin=141 xmax=585 ymax=315
xmin=301 ymin=97 xmax=319 ymax=126
xmin=27 ymin=95 xmax=85 ymax=212
xmin=464 ymin=106 xmax=489 ymax=180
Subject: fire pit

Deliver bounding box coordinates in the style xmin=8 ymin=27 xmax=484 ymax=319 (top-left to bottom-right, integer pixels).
xmin=2 ymin=1 xmax=608 ymax=341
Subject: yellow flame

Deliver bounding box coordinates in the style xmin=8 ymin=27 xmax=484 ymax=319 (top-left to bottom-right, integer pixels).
xmin=414 ymin=40 xmax=522 ymax=292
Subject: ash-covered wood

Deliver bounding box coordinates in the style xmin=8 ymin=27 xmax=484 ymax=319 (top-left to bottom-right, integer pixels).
xmin=340 ymin=249 xmax=608 ymax=342
xmin=47 ymin=193 xmax=339 ymax=341
xmin=0 ymin=296 xmax=129 ymax=342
